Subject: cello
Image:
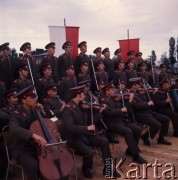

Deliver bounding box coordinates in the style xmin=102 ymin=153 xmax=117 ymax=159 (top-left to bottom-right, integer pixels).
xmin=30 ymin=108 xmax=74 ymax=180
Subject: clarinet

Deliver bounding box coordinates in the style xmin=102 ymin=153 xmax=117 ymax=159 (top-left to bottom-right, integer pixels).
xmin=167 ymin=91 xmax=175 ymax=111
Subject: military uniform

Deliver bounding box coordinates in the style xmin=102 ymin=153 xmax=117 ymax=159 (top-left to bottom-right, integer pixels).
xmin=12 ymin=77 xmax=33 ymax=92
xmin=58 ymin=76 xmax=77 ymax=103
xmin=137 ymin=71 xmax=150 ymax=83
xmin=131 ymin=91 xmax=170 ymax=141
xmin=126 ymin=69 xmax=137 ymax=88
xmin=77 ymin=71 xmax=91 ymax=84
xmin=63 ymin=100 xmax=112 ymax=176
xmin=10 ymin=107 xmax=39 ymax=180
xmin=153 ymin=89 xmax=178 ymax=136
xmin=0 ymin=81 xmax=7 ymax=109
xmin=43 ymin=96 xmax=64 ymax=119
xmin=100 ymin=95 xmax=141 ymax=156
xmin=0 ymin=54 xmax=12 ymax=89
xmin=58 ymin=53 xmax=74 ymax=80
xmin=159 ymin=72 xmax=171 ymax=83
xmin=37 ymin=76 xmax=55 ymax=102
xmin=113 ymin=69 xmax=127 ymax=87
xmin=75 ymin=52 xmax=91 ymax=75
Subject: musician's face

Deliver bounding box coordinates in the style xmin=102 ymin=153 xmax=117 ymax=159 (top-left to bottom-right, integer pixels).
xmin=48 ymin=47 xmax=55 ymax=55
xmin=25 ymin=48 xmax=32 ymax=55
xmin=44 ymin=68 xmax=52 ymax=77
xmin=48 ymin=89 xmax=57 ymax=97
xmin=8 ymin=96 xmax=18 ymax=105
xmin=22 ymin=95 xmax=37 ymax=108
xmin=128 ymin=62 xmax=134 ymax=69
xmin=20 ymin=69 xmax=29 ymax=78
xmin=96 ymin=52 xmax=101 ymax=58
xmin=79 ymin=92 xmax=86 ymax=101
xmin=106 ymin=88 xmax=115 ymax=97
xmin=65 ymin=46 xmax=73 ymax=54
xmin=163 ymin=83 xmax=171 ymax=90
xmin=118 ymin=62 xmax=125 ymax=70
xmin=80 ymin=45 xmax=87 ymax=53
xmin=81 ymin=65 xmax=89 ymax=73
xmin=98 ymin=63 xmax=105 ymax=71
xmin=104 ymin=51 xmax=110 ymax=58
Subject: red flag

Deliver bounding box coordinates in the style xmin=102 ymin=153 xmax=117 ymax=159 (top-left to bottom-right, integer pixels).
xmin=66 ymin=26 xmax=79 ymax=57
xmin=118 ymin=38 xmax=140 ymax=62
xmin=49 ymin=26 xmax=79 ymax=57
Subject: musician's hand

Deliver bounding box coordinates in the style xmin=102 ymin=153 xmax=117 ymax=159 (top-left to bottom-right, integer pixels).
xmin=148 ymin=101 xmax=154 ymax=106
xmin=121 ymin=107 xmax=127 ymax=112
xmin=153 ymin=88 xmax=159 ymax=94
xmin=60 ymin=103 xmax=66 ymax=112
xmin=99 ymin=104 xmax=107 ymax=113
xmin=87 ymin=125 xmax=95 ymax=131
xmin=32 ymin=133 xmax=47 ymax=146
xmin=166 ymin=98 xmax=172 ymax=103
xmin=129 ymin=93 xmax=134 ymax=102
xmin=37 ymin=103 xmax=46 ymax=116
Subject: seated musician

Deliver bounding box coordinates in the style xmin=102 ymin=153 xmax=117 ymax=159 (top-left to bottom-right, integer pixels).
xmin=43 ymin=84 xmax=66 ymax=119
xmin=152 ymin=78 xmax=178 ymax=137
xmin=9 ymin=85 xmax=47 ymax=180
xmin=100 ymin=82 xmax=147 ymax=164
xmin=62 ymin=85 xmax=121 ymax=178
xmin=129 ymin=77 xmax=171 ymax=145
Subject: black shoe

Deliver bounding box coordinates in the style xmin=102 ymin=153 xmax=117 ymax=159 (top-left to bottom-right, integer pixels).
xmin=173 ymin=132 xmax=178 ymax=137
xmin=125 ymin=149 xmax=132 ymax=156
xmin=133 ymin=154 xmax=147 ymax=164
xmin=103 ymin=168 xmax=121 ymax=178
xmin=82 ymin=168 xmax=93 ymax=179
xmin=108 ymin=136 xmax=119 ymax=144
xmin=141 ymin=135 xmax=151 ymax=146
xmin=157 ymin=138 xmax=172 ymax=145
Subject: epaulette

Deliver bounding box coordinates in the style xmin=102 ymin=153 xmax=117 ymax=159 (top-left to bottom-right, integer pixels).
xmin=62 ymin=76 xmax=69 ymax=80
xmin=78 ymin=73 xmax=84 ymax=77
xmin=66 ymin=102 xmax=76 ymax=108
xmin=13 ymin=79 xmax=21 ymax=83
xmin=39 ymin=77 xmax=45 ymax=81
xmin=14 ymin=110 xmax=20 ymax=114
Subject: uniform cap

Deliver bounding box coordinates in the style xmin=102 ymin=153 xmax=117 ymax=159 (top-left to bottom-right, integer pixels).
xmin=17 ymin=63 xmax=28 ymax=71
xmin=95 ymin=60 xmax=104 ymax=67
xmin=20 ymin=42 xmax=31 ymax=51
xmin=102 ymin=48 xmax=110 ymax=55
xmin=129 ymin=77 xmax=142 ymax=85
xmin=114 ymin=48 xmax=122 ymax=55
xmin=160 ymin=64 xmax=167 ymax=68
xmin=14 ymin=85 xmax=36 ymax=99
xmin=0 ymin=42 xmax=10 ymax=51
xmin=45 ymin=42 xmax=55 ymax=49
xmin=45 ymin=84 xmax=57 ymax=91
xmin=6 ymin=88 xmax=17 ymax=98
xmin=78 ymin=80 xmax=90 ymax=86
xmin=78 ymin=41 xmax=87 ymax=48
xmin=93 ymin=47 xmax=102 ymax=54
xmin=80 ymin=61 xmax=88 ymax=67
xmin=159 ymin=78 xmax=170 ymax=86
xmin=101 ymin=81 xmax=115 ymax=91
xmin=66 ymin=65 xmax=74 ymax=70
xmin=41 ymin=64 xmax=52 ymax=71
xmin=135 ymin=52 xmax=142 ymax=57
xmin=69 ymin=85 xmax=86 ymax=95
xmin=127 ymin=50 xmax=135 ymax=56
xmin=62 ymin=41 xmax=72 ymax=50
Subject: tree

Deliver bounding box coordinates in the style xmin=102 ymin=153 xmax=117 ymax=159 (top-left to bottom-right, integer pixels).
xmin=176 ymin=37 xmax=178 ymax=61
xmin=169 ymin=37 xmax=176 ymax=69
xmin=145 ymin=50 xmax=157 ymax=70
xmin=160 ymin=52 xmax=169 ymax=67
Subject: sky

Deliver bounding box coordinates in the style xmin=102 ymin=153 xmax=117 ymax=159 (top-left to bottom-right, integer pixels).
xmin=0 ymin=0 xmax=178 ymax=60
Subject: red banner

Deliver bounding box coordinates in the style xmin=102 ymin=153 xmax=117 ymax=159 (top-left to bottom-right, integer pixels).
xmin=118 ymin=38 xmax=140 ymax=62
xmin=66 ymin=26 xmax=80 ymax=58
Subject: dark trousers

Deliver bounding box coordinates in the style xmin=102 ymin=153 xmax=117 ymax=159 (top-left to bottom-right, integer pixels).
xmin=156 ymin=109 xmax=178 ymax=134
xmin=107 ymin=122 xmax=141 ymax=156
xmin=68 ymin=135 xmax=111 ymax=170
xmin=153 ymin=113 xmax=170 ymax=137
xmin=18 ymin=152 xmax=39 ymax=180
xmin=0 ymin=143 xmax=7 ymax=178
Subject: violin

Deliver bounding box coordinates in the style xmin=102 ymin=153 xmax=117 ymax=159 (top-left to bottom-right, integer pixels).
xmin=80 ymin=102 xmax=104 ymax=110
xmin=112 ymin=93 xmax=130 ymax=102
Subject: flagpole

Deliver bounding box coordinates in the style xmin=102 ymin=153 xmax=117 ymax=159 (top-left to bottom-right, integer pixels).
xmin=64 ymin=18 xmax=66 ymax=27
xmin=127 ymin=29 xmax=130 ymax=51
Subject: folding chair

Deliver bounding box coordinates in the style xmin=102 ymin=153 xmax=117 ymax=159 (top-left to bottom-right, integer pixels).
xmin=1 ymin=125 xmax=25 ymax=180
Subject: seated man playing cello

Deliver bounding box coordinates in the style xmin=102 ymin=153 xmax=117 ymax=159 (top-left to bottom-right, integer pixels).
xmin=62 ymin=85 xmax=121 ymax=179
xmin=9 ymin=85 xmax=47 ymax=180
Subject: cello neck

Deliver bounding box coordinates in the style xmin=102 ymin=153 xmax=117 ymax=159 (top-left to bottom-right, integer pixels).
xmin=35 ymin=108 xmax=53 ymax=142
